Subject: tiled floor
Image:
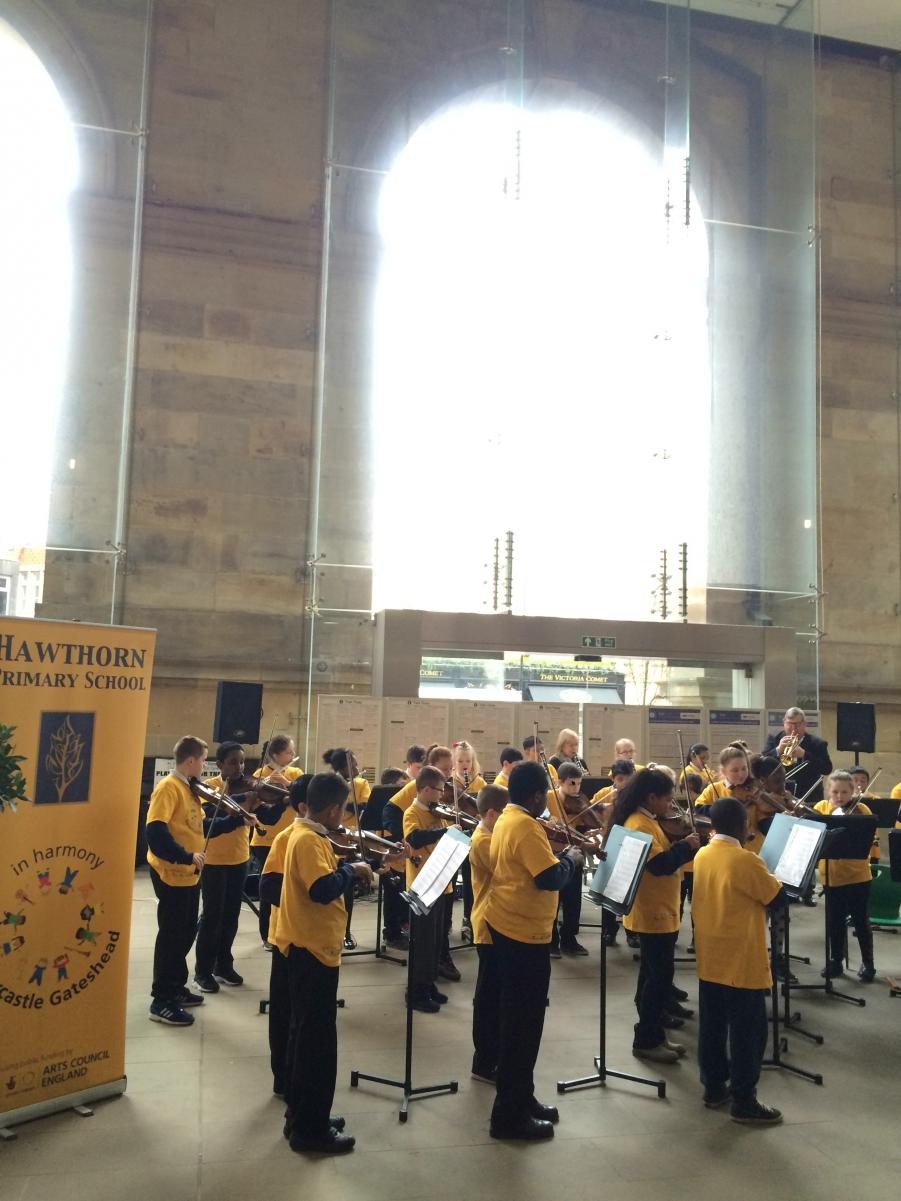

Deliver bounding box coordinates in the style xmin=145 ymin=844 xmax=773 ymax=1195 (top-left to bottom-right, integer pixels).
xmin=2 ymin=871 xmax=900 ymax=1200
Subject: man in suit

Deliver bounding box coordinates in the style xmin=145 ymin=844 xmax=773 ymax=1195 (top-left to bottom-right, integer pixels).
xmin=762 ymin=707 xmax=832 ymax=804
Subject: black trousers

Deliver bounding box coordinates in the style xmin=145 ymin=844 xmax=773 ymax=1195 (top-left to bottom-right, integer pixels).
xmin=680 ymin=872 xmax=694 ymax=920
xmin=557 ymin=867 xmax=582 ymax=943
xmin=602 ymin=908 xmax=620 ymax=940
xmin=461 ymin=857 xmax=473 ymax=921
xmin=487 ymin=924 xmax=551 ymax=1127
xmin=268 ymin=946 xmax=291 ymax=1090
xmin=409 ymin=895 xmax=443 ymax=993
xmin=382 ymin=872 xmax=408 ymax=940
xmin=150 ymin=868 xmax=200 ymax=1002
xmin=633 ymin=931 xmax=677 ymax=1049
xmin=285 ymin=947 xmax=339 ymax=1139
xmin=195 ymin=860 xmax=247 ymax=977
xmin=251 ymin=845 xmax=271 ymax=942
xmin=698 ymin=981 xmax=768 ymax=1102
xmin=825 ymin=880 xmax=873 ymax=965
xmin=440 ymin=887 xmax=453 ymax=960
xmin=472 ymin=942 xmax=501 ymax=1074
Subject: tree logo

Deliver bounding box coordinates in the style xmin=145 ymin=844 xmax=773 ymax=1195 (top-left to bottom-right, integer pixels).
xmin=34 ymin=714 xmax=94 ymax=805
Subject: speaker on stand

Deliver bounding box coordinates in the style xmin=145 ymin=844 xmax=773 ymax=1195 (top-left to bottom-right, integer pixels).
xmin=835 ymin=702 xmax=876 ymax=767
xmin=213 ymin=681 xmax=263 ymax=744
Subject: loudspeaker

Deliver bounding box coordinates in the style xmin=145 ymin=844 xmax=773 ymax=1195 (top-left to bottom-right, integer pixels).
xmin=836 ymin=702 xmax=876 ymax=754
xmin=213 ymin=681 xmax=263 ymax=744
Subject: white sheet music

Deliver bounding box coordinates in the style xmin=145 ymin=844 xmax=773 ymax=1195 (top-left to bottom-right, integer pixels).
xmin=408 ymin=827 xmax=471 ymax=914
xmin=773 ymin=823 xmax=821 ymax=888
xmin=604 ymin=834 xmax=646 ymax=905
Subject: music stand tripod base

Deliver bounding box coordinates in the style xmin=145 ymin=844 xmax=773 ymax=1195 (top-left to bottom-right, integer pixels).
xmin=350 ymin=891 xmax=457 ymax=1122
xmin=342 ymin=875 xmax=407 ymax=967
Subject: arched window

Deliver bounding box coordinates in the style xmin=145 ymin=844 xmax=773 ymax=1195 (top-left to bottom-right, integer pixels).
xmin=371 ymin=95 xmax=709 ymax=620
xmin=0 ymin=19 xmax=76 ymax=608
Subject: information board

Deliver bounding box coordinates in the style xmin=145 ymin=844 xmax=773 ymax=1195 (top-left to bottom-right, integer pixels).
xmin=315 ymin=696 xmax=382 ymax=781
xmin=583 ymin=704 xmax=645 ymax=773
xmin=452 ymin=700 xmax=517 ymax=771
xmin=708 ymin=709 xmax=764 ymax=755
xmin=516 ymin=703 xmax=579 ymax=753
xmin=381 ymin=698 xmax=450 ymax=775
xmin=646 ymin=707 xmax=704 ymax=768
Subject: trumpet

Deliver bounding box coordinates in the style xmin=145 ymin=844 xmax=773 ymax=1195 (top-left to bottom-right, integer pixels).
xmin=779 ymin=734 xmax=800 ymax=767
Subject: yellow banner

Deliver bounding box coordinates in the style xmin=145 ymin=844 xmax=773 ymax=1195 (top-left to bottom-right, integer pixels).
xmin=0 ymin=617 xmax=155 ymax=1119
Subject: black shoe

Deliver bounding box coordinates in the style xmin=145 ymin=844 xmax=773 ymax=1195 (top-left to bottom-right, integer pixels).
xmin=529 ymin=1099 xmax=559 ymax=1123
xmin=686 ymin=943 xmax=696 ymax=955
xmin=273 ymin=1078 xmax=284 ymax=1097
xmin=821 ymin=960 xmax=844 ymax=979
xmin=626 ymin=932 xmax=640 ymax=949
xmin=549 ymin=944 xmax=562 ymax=960
xmin=602 ymin=933 xmax=618 ymax=947
xmin=662 ymin=1014 xmax=685 ymax=1030
xmin=429 ymin=985 xmax=449 ymax=1005
xmin=329 ymin=1115 xmax=346 ymax=1131
xmin=385 ymin=935 xmax=409 ymax=951
xmin=471 ymin=1065 xmax=497 ymax=1084
xmin=801 ymin=896 xmax=817 ymax=908
xmin=670 ymin=985 xmax=689 ymax=1002
xmin=149 ymin=999 xmax=194 ymax=1026
xmin=437 ymin=957 xmax=461 ymax=982
xmin=289 ymin=1130 xmax=355 ymax=1155
xmin=406 ymin=990 xmax=440 ymax=1014
xmin=343 ymin=934 xmax=357 ymax=951
xmin=490 ymin=1116 xmax=554 ymax=1141
xmin=730 ymin=1098 xmax=782 ymax=1125
xmin=667 ymin=1003 xmax=695 ymax=1020
xmin=461 ymin=919 xmax=474 ymax=945
xmin=561 ymin=940 xmax=589 ymax=957
xmin=703 ymin=1086 xmax=731 ymax=1109
xmin=774 ymin=958 xmax=799 ymax=985
xmin=194 ymin=974 xmax=219 ymax=994
xmin=857 ymin=962 xmax=876 ymax=983
xmin=177 ymin=988 xmax=204 ymax=1007
xmin=213 ymin=967 xmax=244 ymax=986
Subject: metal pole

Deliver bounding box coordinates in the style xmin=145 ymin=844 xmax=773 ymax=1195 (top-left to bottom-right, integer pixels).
xmin=504 ymin=530 xmax=514 ymax=614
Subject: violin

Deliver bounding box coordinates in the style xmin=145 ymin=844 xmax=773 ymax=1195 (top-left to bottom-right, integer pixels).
xmin=325 ymin=826 xmax=417 ymax=869
xmin=188 ymin=777 xmax=268 ymax=837
xmin=562 ymin=790 xmax=605 ymax=833
xmin=658 ymin=802 xmax=712 ymax=844
xmin=537 ymin=816 xmax=605 ymax=856
xmin=441 ymin=779 xmax=479 ymax=818
xmin=431 ymin=803 xmax=479 ymax=832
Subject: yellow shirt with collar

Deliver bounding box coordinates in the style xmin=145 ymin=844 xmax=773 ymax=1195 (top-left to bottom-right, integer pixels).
xmin=146 ymin=773 xmax=204 ymax=886
xmin=201 ymin=775 xmax=251 ymax=866
xmin=276 ymin=820 xmax=346 ymax=967
xmin=493 ymin=771 xmax=510 ymax=789
xmin=250 ymin=765 xmax=304 ymax=848
xmin=262 ymin=818 xmax=302 ymax=944
xmin=390 ymin=777 xmax=418 ymax=812
xmin=695 ymin=781 xmax=765 ymax=854
xmin=483 ymin=805 xmax=560 ymax=943
xmin=692 ymin=836 xmax=780 ymax=989
xmin=403 ymin=799 xmax=451 ymax=893
xmin=623 ymin=810 xmax=680 ymax=934
xmin=891 ymin=783 xmax=901 ymax=801
xmin=342 ymin=776 xmax=372 ymax=830
xmin=469 ymin=823 xmax=494 ymax=945
xmin=813 ymin=800 xmax=874 ymax=887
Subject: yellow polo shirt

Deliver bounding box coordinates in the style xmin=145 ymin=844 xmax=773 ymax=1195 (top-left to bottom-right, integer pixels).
xmin=403 ymin=800 xmax=450 ymax=892
xmin=342 ymin=776 xmax=372 ymax=830
xmin=891 ymin=783 xmax=901 ymax=801
xmin=201 ymin=775 xmax=250 ymax=866
xmin=623 ymin=810 xmax=680 ymax=934
xmin=250 ymin=765 xmax=304 ymax=848
xmin=262 ymin=819 xmax=301 ymax=943
xmin=493 ymin=771 xmax=510 ymax=789
xmin=483 ymin=805 xmax=559 ymax=943
xmin=813 ymin=800 xmax=874 ymax=887
xmin=276 ymin=821 xmax=346 ymax=967
xmin=695 ymin=781 xmax=764 ymax=854
xmin=146 ymin=773 xmax=204 ymax=887
xmin=390 ymin=778 xmax=418 ymax=812
xmin=469 ymin=824 xmax=493 ymax=945
xmin=692 ymin=837 xmax=780 ymax=990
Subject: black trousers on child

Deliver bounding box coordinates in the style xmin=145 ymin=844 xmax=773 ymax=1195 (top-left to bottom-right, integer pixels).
xmin=251 ymin=845 xmax=272 ymax=942
xmin=409 ymin=894 xmax=443 ymax=994
xmin=150 ymin=869 xmax=200 ymax=1002
xmin=284 ymin=947 xmax=339 ymax=1139
xmin=268 ymin=946 xmax=291 ymax=1091
xmin=195 ymin=860 xmax=247 ymax=977
xmin=471 ymin=942 xmax=501 ymax=1075
xmin=633 ymin=931 xmax=677 ymax=1049
xmin=698 ymin=980 xmax=768 ymax=1102
xmin=825 ymin=880 xmax=873 ymax=966
xmin=383 ymin=872 xmax=408 ymax=940
xmin=557 ymin=867 xmax=582 ymax=944
xmin=487 ymin=925 xmax=551 ymax=1129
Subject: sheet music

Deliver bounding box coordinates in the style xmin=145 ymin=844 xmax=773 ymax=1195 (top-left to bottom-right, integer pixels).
xmin=773 ymin=823 xmax=821 ymax=888
xmin=604 ymin=834 xmax=645 ymax=905
xmin=409 ymin=826 xmax=471 ymax=913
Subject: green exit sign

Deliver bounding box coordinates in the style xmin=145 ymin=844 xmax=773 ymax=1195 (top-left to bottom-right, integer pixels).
xmin=581 ymin=635 xmax=616 ymax=649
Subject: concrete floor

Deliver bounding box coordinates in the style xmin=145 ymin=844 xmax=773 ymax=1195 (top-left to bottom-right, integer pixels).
xmin=2 ymin=871 xmax=900 ymax=1201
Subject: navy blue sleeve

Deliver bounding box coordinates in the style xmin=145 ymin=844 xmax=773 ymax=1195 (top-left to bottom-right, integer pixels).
xmin=767 ymin=886 xmax=789 ymax=913
xmin=646 ymin=840 xmax=696 ymax=876
xmin=146 ymin=820 xmax=194 ymax=865
xmin=309 ymin=863 xmax=357 ymax=905
xmin=534 ymin=855 xmax=577 ymax=892
xmin=254 ymin=800 xmax=289 ymax=826
xmin=383 ymin=802 xmax=404 ymax=842
xmin=260 ymin=872 xmax=283 ymax=907
xmin=406 ymin=827 xmax=446 ymax=851
xmin=202 ymin=808 xmax=245 ymax=838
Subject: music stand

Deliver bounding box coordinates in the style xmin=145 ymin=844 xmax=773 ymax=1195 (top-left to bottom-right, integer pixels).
xmin=759 ymin=815 xmax=827 ymax=1083
xmin=789 ymin=814 xmax=878 ymax=1008
xmin=350 ymin=827 xmax=470 ymax=1122
xmin=557 ymin=826 xmax=666 ymax=1098
xmin=342 ymin=785 xmax=407 ymax=967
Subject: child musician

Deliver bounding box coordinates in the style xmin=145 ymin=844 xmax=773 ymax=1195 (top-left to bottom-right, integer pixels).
xmin=323 ymin=748 xmax=372 ymax=951
xmin=493 ymin=746 xmax=523 ymax=788
xmin=849 ymin=767 xmax=881 ymax=865
xmin=483 ymin=761 xmax=584 ymax=1141
xmin=451 ymin=740 xmax=487 ymax=945
xmin=145 ymin=736 xmax=208 ymax=1026
xmin=402 ymin=766 xmax=453 ymax=1013
xmin=546 ymin=763 xmax=590 ymax=957
xmin=470 ymin=784 xmax=508 ymax=1084
xmin=692 ymin=797 xmax=785 ymax=1124
xmin=591 ymin=759 xmax=635 ymax=946
xmin=278 ymin=772 xmax=376 ymax=1155
xmin=814 ymin=770 xmax=877 ymax=982
xmin=250 ymin=735 xmax=304 ymax=949
xmin=614 ymin=768 xmax=699 ymax=1064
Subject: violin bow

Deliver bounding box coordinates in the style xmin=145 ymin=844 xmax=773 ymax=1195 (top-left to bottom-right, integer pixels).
xmin=251 ymin=712 xmax=281 ymax=803
xmin=675 ymin=728 xmax=698 ymax=832
xmin=536 ymin=721 xmax=573 ymax=846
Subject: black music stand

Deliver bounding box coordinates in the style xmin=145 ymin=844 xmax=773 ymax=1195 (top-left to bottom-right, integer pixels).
xmin=350 ymin=828 xmax=470 ymax=1122
xmin=342 ymin=785 xmax=407 ymax=966
xmin=557 ymin=826 xmax=665 ymax=1098
xmin=790 ymin=814 xmax=878 ymax=1008
xmin=759 ymin=815 xmax=827 ymax=1083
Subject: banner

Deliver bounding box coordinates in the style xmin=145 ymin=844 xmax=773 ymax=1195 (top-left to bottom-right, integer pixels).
xmin=0 ymin=617 xmax=155 ymax=1123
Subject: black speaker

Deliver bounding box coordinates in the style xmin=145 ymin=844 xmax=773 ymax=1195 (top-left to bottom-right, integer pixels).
xmin=213 ymin=681 xmax=263 ymax=744
xmin=836 ymin=702 xmax=876 ymax=754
